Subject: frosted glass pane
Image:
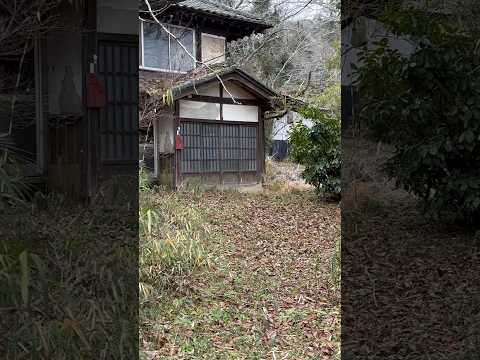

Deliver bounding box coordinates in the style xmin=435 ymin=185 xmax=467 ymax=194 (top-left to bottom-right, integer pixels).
xmin=223 ymin=104 xmax=258 ymax=122
xmin=179 ymin=100 xmax=220 ymax=120
xmin=201 ymin=33 xmax=225 ymax=64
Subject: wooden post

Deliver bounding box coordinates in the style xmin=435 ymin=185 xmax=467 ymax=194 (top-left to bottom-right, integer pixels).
xmin=34 ymin=36 xmax=47 ymax=178
xmin=174 ymin=101 xmax=179 ymax=189
xmin=258 ymin=105 xmax=265 ymax=183
xmin=153 ymin=118 xmax=158 ymax=178
xmin=195 ymin=25 xmax=202 ymax=65
xmin=82 ymin=0 xmax=97 ymax=201
xmin=219 ymin=83 xmax=224 ymax=185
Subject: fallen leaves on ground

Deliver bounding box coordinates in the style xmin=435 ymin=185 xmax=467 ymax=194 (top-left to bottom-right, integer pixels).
xmin=342 ymin=137 xmax=480 ymax=359
xmin=142 ymin=189 xmax=340 ymax=359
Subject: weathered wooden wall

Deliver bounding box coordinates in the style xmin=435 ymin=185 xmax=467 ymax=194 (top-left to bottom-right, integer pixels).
xmin=47 ymin=115 xmax=82 ymax=197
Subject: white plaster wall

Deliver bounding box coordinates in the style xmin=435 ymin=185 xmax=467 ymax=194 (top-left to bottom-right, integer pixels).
xmin=191 ymin=80 xmax=257 ymax=99
xmin=97 ymin=0 xmax=139 ymax=35
xmin=272 ymin=116 xmax=289 ymax=141
xmin=272 ymin=112 xmax=314 ymax=141
xmin=224 ymin=81 xmax=256 ymax=100
xmin=197 ymin=83 xmax=220 ymax=97
xmin=155 ymin=109 xmax=175 ymax=154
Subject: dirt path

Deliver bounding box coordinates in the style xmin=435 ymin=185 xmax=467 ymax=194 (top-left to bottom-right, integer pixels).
xmin=150 ymin=190 xmax=340 ymax=359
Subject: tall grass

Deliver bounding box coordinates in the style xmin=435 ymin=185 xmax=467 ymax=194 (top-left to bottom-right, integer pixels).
xmin=139 ymin=169 xmax=214 ymax=356
xmin=139 ymin=169 xmax=213 ymax=302
xmin=0 ymin=191 xmax=138 ymax=359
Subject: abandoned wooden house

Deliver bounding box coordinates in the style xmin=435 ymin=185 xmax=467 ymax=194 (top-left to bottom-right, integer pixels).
xmin=0 ymin=0 xmax=138 ymax=200
xmin=139 ymin=0 xmax=280 ymax=188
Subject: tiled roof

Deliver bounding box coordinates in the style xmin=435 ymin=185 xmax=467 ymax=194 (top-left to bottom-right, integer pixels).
xmin=143 ymin=0 xmax=271 ymax=26
xmin=176 ymin=0 xmax=270 ymax=26
xmin=140 ymin=64 xmax=277 ymax=99
xmin=140 ymin=63 xmax=229 ymax=97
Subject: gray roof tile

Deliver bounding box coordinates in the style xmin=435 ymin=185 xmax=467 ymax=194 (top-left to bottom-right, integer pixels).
xmin=143 ymin=0 xmax=271 ymax=27
xmin=177 ymin=0 xmax=270 ymax=25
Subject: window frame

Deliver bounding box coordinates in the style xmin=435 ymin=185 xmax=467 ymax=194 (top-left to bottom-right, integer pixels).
xmin=200 ymin=32 xmax=227 ymax=64
xmin=179 ymin=120 xmax=259 ymax=175
xmin=201 ymin=33 xmax=226 ymax=64
xmin=140 ymin=20 xmax=196 ymax=73
xmin=222 ymin=103 xmax=259 ymax=122
xmin=179 ymin=99 xmax=259 ymax=123
xmin=179 ymin=100 xmax=221 ymax=120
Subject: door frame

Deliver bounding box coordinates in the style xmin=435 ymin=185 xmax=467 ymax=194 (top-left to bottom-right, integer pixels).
xmin=96 ymin=32 xmax=139 ymax=165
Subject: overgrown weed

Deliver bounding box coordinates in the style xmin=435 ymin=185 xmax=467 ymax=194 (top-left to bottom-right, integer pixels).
xmin=139 ymin=170 xmax=214 ymax=354
xmin=0 ymin=191 xmax=138 ymax=359
xmin=139 ymin=188 xmax=213 ymax=298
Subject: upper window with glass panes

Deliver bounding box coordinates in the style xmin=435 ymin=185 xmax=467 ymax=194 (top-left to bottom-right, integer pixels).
xmin=140 ymin=20 xmax=195 ymax=73
xmin=139 ymin=20 xmax=227 ymax=73
xmin=201 ymin=33 xmax=226 ymax=64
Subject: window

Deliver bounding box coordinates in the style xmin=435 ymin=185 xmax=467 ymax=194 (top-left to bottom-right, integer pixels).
xmin=201 ymin=33 xmax=226 ymax=64
xmin=140 ymin=21 xmax=195 ymax=72
xmin=179 ymin=100 xmax=258 ymax=123
xmin=180 ymin=122 xmax=257 ymax=174
xmin=179 ymin=100 xmax=221 ymax=120
xmin=178 ymin=96 xmax=260 ymax=176
xmin=223 ymin=104 xmax=259 ymax=122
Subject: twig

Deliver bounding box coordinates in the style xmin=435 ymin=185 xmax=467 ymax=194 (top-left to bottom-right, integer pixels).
xmin=272 ymin=38 xmax=307 ymax=87
xmin=281 ymin=0 xmax=314 ymax=22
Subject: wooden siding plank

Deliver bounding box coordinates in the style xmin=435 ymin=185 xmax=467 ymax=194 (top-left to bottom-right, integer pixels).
xmin=187 ymin=94 xmax=261 ymax=105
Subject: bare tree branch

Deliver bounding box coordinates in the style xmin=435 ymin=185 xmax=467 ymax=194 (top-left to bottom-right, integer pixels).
xmin=142 ymin=0 xmax=241 ymax=104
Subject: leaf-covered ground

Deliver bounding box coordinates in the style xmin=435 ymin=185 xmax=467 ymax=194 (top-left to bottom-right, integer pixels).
xmin=342 ymin=137 xmax=480 ymax=359
xmin=142 ymin=188 xmax=340 ymax=359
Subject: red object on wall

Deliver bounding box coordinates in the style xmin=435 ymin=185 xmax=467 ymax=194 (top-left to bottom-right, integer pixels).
xmin=86 ymin=73 xmax=106 ymax=108
xmin=176 ymin=134 xmax=184 ymax=150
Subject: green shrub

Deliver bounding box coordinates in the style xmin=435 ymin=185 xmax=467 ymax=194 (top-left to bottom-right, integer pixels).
xmin=288 ymin=106 xmax=341 ymax=200
xmin=355 ymin=9 xmax=480 ymax=224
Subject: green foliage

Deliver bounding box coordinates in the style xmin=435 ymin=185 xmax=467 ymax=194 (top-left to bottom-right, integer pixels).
xmin=355 ymin=9 xmax=480 ymax=224
xmin=140 ymin=190 xmax=340 ymax=358
xmin=288 ymin=120 xmax=311 ymax=164
xmin=162 ymin=88 xmax=174 ymax=107
xmin=288 ymin=106 xmax=341 ymax=200
xmin=316 ymin=83 xmax=340 ymax=118
xmin=325 ymin=40 xmax=341 ymax=73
